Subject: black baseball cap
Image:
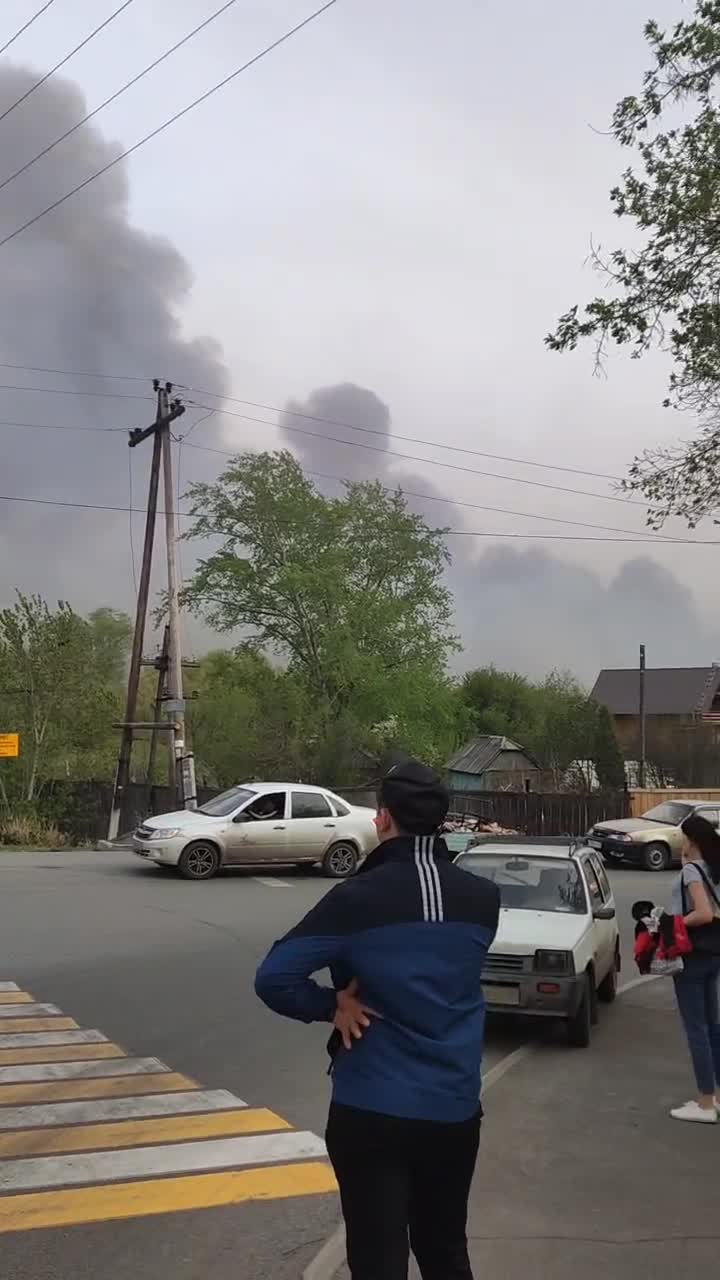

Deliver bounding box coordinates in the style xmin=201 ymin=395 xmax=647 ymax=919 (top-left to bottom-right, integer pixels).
xmin=378 ymin=759 xmax=449 ymax=835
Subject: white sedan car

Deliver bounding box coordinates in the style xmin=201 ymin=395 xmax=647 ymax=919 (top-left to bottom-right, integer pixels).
xmin=455 ymin=841 xmax=621 ymax=1047
xmin=132 ymin=782 xmax=377 ymax=882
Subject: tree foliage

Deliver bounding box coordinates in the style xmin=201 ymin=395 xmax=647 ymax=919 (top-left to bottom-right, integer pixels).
xmin=0 ymin=594 xmax=131 ymax=803
xmin=460 ymin=666 xmax=625 ymax=790
xmin=547 ymin=1 xmax=720 ymax=525
xmin=181 ymin=450 xmax=462 ymax=779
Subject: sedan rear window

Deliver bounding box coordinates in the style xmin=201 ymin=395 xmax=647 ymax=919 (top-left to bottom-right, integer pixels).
xmin=197 ymin=786 xmax=256 ymax=817
xmin=458 ymin=854 xmax=587 ymax=915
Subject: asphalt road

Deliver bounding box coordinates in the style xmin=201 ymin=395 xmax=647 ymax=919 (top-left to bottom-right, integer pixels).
xmin=0 ymin=849 xmax=674 ymax=1279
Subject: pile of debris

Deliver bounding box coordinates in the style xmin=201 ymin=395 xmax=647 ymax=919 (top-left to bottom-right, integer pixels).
xmin=443 ymin=814 xmax=520 ymax=837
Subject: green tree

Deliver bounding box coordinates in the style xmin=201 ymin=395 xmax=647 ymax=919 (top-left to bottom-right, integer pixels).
xmin=461 ymin=668 xmax=536 ymax=740
xmin=182 ymin=451 xmax=459 ymax=778
xmin=0 ymin=594 xmax=123 ymax=802
xmin=87 ymin=608 xmax=132 ymax=684
xmin=189 ymin=649 xmax=308 ymax=788
xmin=593 ymin=704 xmax=626 ymax=790
xmin=460 ymin=667 xmax=625 ymax=790
xmin=547 ymin=1 xmax=720 ymax=524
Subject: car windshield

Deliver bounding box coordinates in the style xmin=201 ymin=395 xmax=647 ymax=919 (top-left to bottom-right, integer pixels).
xmin=458 ymin=853 xmax=587 ymax=914
xmin=642 ymin=802 xmax=693 ymax=826
xmin=197 ymin=786 xmax=257 ymax=817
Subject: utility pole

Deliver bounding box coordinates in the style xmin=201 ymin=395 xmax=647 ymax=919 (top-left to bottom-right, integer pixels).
xmin=160 ymin=392 xmax=197 ymax=810
xmin=638 ymin=643 xmax=647 ymax=789
xmin=107 ymin=381 xmax=187 ymax=841
xmin=145 ymin=625 xmax=169 ymax=789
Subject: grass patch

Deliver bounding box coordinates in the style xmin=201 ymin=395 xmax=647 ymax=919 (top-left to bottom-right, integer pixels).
xmin=0 ymin=814 xmax=68 ymax=849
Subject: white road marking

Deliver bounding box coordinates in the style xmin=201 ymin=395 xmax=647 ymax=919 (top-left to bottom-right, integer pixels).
xmin=0 ymin=1088 xmax=245 ymax=1131
xmin=482 ymin=1044 xmax=534 ymax=1092
xmin=0 ymin=1057 xmax=170 ymax=1084
xmin=252 ymin=877 xmax=293 ymax=888
xmin=0 ymin=1031 xmax=108 ymax=1049
xmin=0 ymin=1131 xmax=327 ymax=1192
xmin=0 ymin=985 xmax=20 ymax=993
xmin=617 ymin=973 xmax=660 ymax=996
xmin=0 ymin=1004 xmax=61 ymax=1019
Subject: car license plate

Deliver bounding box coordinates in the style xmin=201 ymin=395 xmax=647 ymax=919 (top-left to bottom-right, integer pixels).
xmin=589 ymin=839 xmax=602 ymax=850
xmin=483 ymin=984 xmax=520 ymax=1006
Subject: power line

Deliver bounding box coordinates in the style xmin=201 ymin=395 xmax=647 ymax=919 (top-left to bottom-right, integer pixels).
xmin=182 ymin=386 xmax=624 ymax=484
xmin=0 ymin=361 xmax=149 ymax=382
xmin=184 ymin=398 xmax=664 ymax=513
xmin=0 ymin=418 xmax=127 ymax=433
xmin=0 ymin=360 xmax=657 ymax=491
xmin=0 ymin=1 xmax=56 ymax=58
xmin=181 ymin=439 xmax=685 ymax=541
xmin=0 ymin=0 xmax=243 ymax=198
xmin=0 ymin=384 xmax=152 ymax=401
xmin=0 ymin=489 xmax=717 ymax=543
xmin=0 ymin=0 xmax=341 ymax=250
xmin=0 ymin=2 xmax=137 ymax=128
xmin=0 ymin=411 xmax=674 ymax=539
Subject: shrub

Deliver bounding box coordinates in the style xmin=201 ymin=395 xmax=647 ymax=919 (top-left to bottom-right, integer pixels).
xmin=0 ymin=812 xmax=68 ymax=849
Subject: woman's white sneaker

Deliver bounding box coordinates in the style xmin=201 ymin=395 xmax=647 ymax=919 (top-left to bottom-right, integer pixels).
xmin=670 ymin=1101 xmax=717 ymax=1123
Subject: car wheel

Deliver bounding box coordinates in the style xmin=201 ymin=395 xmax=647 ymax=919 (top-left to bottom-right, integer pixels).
xmin=567 ymin=975 xmax=592 ymax=1048
xmin=642 ymin=842 xmax=671 ymax=873
xmin=178 ymin=841 xmax=220 ymax=881
xmin=322 ymin=842 xmax=359 ymax=879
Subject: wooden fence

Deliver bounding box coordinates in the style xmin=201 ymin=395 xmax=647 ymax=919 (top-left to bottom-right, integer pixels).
xmin=26 ymin=780 xmax=630 ymax=843
xmin=628 ymin=788 xmax=720 ymax=818
xmin=449 ymin=790 xmax=629 ymax=837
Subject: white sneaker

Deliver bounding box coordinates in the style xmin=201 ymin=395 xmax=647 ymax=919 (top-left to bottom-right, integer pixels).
xmin=670 ymin=1101 xmax=717 ymax=1123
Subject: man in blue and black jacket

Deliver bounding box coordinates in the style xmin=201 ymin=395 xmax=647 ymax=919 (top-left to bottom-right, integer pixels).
xmin=255 ymin=760 xmax=500 ymax=1279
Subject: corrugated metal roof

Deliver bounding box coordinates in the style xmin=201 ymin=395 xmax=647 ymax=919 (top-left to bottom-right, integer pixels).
xmin=447 ymin=736 xmax=540 ymax=775
xmin=591 ymin=666 xmax=720 ymax=716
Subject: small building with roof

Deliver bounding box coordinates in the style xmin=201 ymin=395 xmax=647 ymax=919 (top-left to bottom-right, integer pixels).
xmin=446 ymin=736 xmax=542 ymax=793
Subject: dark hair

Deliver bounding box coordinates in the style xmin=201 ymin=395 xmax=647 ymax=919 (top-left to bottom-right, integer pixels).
xmin=681 ymin=813 xmax=720 ymax=884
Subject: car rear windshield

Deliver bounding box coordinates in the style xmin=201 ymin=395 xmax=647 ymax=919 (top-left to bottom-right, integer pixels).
xmin=197 ymin=786 xmax=257 ymax=817
xmin=642 ymin=802 xmax=693 ymax=826
xmin=457 ymin=854 xmax=587 ymax=914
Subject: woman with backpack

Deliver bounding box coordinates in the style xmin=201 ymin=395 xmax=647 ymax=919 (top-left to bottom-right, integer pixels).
xmin=670 ymin=812 xmax=720 ymax=1123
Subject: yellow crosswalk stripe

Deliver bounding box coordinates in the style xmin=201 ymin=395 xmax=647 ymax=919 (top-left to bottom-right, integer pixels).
xmin=0 ymin=1107 xmax=288 ymax=1158
xmin=0 ymin=1043 xmax=126 ymax=1066
xmin=0 ymin=981 xmax=334 ymax=1233
xmin=0 ymin=1072 xmax=196 ymax=1107
xmin=0 ymin=1163 xmax=338 ymax=1233
xmin=0 ymin=1018 xmax=77 ymax=1034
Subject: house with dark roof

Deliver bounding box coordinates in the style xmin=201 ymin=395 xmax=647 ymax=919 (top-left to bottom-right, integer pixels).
xmin=591 ymin=665 xmax=720 ymax=755
xmin=446 ymin=736 xmax=542 ymax=793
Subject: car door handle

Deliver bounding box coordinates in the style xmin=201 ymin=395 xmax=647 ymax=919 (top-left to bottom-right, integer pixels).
xmin=323 ymin=823 xmax=336 ymax=828
xmin=273 ymin=825 xmax=286 ymax=830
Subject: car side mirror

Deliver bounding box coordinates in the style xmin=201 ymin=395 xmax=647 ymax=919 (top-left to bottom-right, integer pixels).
xmin=593 ymin=905 xmax=616 ymax=921
xmin=232 ymin=813 xmax=249 ymax=824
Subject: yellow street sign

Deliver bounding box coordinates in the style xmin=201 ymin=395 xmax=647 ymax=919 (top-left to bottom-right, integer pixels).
xmin=0 ymin=734 xmax=19 ymax=758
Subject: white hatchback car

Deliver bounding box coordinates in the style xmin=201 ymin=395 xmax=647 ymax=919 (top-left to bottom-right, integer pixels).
xmin=132 ymin=782 xmax=377 ymax=881
xmin=455 ymin=841 xmax=621 ymax=1047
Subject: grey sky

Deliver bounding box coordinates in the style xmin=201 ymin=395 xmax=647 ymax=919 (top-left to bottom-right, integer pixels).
xmin=1 ymin=0 xmax=716 ymax=683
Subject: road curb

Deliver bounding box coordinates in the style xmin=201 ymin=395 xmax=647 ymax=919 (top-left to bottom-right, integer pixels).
xmin=301 ymin=974 xmax=660 ymax=1280
xmin=302 ymin=1224 xmax=346 ymax=1280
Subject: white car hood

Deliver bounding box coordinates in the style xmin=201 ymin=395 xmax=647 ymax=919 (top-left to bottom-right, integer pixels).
xmin=142 ymin=810 xmax=224 ymax=831
xmin=490 ymin=908 xmax=587 ymax=956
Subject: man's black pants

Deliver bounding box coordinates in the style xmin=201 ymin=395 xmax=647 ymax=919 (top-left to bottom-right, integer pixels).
xmin=325 ymin=1101 xmax=481 ymax=1280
